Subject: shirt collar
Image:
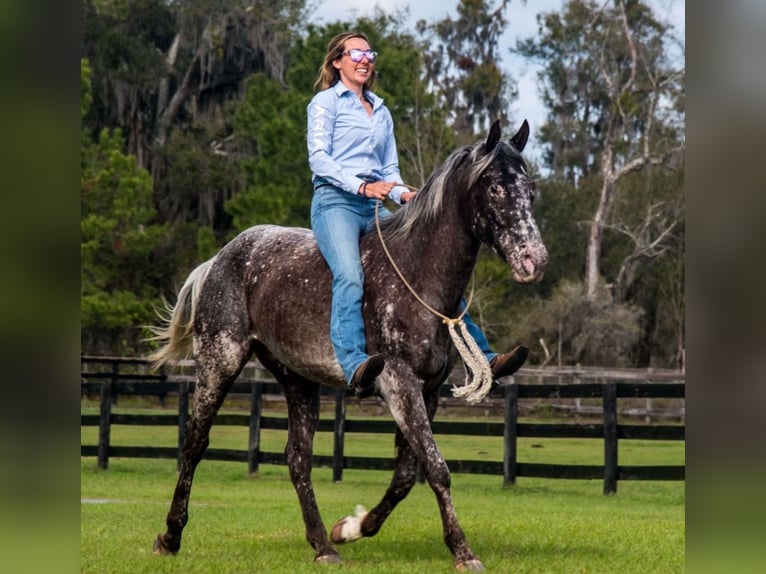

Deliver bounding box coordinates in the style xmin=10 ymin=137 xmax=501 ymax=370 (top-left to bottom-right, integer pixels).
xmin=332 ymin=81 xmax=383 ymax=110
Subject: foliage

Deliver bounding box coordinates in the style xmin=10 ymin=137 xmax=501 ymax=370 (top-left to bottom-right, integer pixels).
xmin=512 ymin=278 xmax=643 ymax=366
xmin=515 ymin=0 xmax=682 ymax=183
xmin=225 ymin=73 xmax=312 ymax=230
xmin=81 ymin=59 xmax=203 ymax=354
xmin=514 ymin=0 xmax=684 ymax=365
xmin=152 ymin=118 xmax=242 ymax=233
xmin=81 ymin=0 xmax=176 ymax=159
xmin=418 ymin=0 xmax=517 ymax=139
xmin=80 ymin=120 xmax=164 ymax=353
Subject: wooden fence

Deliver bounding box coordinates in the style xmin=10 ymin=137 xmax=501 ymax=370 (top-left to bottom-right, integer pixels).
xmin=81 ymin=356 xmax=685 ymax=494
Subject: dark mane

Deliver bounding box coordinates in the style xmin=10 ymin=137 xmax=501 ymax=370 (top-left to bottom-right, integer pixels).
xmin=379 ymin=138 xmax=523 ymax=243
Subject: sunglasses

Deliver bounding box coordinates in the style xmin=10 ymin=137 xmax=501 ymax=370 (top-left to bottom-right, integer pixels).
xmin=342 ymin=49 xmax=378 ymax=63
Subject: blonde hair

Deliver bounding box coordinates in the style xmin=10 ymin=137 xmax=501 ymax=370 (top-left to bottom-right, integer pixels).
xmin=313 ymin=32 xmax=378 ymax=92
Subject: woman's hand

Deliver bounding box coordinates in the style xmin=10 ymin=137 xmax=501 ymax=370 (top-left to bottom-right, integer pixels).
xmin=362 ymin=181 xmax=396 ymax=200
xmin=400 ymin=191 xmax=416 ymax=204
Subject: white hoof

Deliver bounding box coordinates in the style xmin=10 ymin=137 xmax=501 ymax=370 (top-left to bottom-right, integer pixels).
xmin=456 ymin=559 xmax=486 ymax=571
xmin=330 ymin=505 xmax=368 ymax=544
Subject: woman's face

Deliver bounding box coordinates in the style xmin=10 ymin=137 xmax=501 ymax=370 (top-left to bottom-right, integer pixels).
xmin=333 ymin=37 xmax=375 ymax=91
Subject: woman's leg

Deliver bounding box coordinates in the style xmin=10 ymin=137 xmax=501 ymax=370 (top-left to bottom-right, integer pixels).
xmin=311 ymin=190 xmax=372 ymax=384
xmin=459 ymin=300 xmax=497 ymax=362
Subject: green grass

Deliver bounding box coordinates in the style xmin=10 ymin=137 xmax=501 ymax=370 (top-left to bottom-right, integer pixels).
xmin=81 ymin=411 xmax=684 ymax=573
xmin=81 ymin=459 xmax=683 ymax=573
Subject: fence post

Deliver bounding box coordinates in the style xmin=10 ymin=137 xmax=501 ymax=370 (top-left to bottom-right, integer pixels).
xmin=503 ymin=381 xmax=519 ymax=485
xmin=97 ymin=379 xmax=112 ymax=470
xmin=333 ymin=389 xmax=346 ymax=482
xmin=603 ymin=381 xmax=618 ymax=495
xmin=176 ymin=381 xmax=189 ymax=471
xmin=158 ymin=364 xmax=167 ymax=408
xmin=248 ymin=382 xmax=263 ymax=475
xmin=110 ymin=359 xmax=119 ymax=406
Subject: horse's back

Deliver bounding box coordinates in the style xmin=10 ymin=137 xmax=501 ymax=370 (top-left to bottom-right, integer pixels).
xmin=201 ymin=223 xmax=446 ymax=387
xmin=210 ymin=224 xmax=342 ymax=384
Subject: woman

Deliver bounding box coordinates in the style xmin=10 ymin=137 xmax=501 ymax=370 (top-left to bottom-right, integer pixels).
xmin=307 ymin=31 xmax=527 ymax=398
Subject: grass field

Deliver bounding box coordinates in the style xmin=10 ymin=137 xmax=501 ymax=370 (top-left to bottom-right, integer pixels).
xmin=81 ymin=408 xmax=684 ymax=573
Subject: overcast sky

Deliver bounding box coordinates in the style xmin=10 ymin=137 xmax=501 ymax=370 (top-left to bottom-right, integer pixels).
xmin=307 ymin=0 xmax=685 ymax=154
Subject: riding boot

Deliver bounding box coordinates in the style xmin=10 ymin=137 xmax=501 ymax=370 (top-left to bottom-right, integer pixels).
xmin=350 ymin=354 xmax=384 ymax=398
xmin=489 ymin=345 xmax=529 ymax=379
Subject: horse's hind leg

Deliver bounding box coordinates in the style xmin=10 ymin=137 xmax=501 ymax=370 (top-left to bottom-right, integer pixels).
xmin=280 ymin=375 xmax=341 ymax=563
xmin=331 ymin=426 xmax=419 ymax=542
xmin=153 ymin=338 xmax=250 ymax=556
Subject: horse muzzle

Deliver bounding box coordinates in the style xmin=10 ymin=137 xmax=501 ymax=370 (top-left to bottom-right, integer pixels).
xmin=510 ymin=241 xmax=548 ymax=284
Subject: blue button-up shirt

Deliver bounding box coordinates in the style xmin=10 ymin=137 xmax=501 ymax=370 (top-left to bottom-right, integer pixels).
xmin=307 ymin=82 xmax=406 ymax=204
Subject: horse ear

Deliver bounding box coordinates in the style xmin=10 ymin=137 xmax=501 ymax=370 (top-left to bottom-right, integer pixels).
xmin=510 ymin=120 xmax=530 ymax=152
xmin=485 ymin=120 xmax=502 ymax=154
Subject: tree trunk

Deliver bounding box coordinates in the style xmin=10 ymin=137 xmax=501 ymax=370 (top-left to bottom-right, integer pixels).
xmin=585 ymin=171 xmax=616 ymax=300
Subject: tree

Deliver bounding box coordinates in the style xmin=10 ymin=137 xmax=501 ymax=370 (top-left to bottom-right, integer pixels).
xmin=417 ymin=0 xmax=518 ymax=140
xmin=517 ymin=0 xmax=684 ymax=300
xmin=225 ymin=72 xmax=312 ymax=230
xmin=82 ymin=58 xmax=207 ymax=354
xmin=81 ymin=59 xmax=164 ymax=353
xmin=81 ymin=0 xmax=308 ymax=233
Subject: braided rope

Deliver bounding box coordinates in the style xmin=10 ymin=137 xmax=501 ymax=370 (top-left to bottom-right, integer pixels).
xmin=446 ymin=321 xmax=494 ymax=403
xmin=374 ymin=196 xmax=493 ymax=403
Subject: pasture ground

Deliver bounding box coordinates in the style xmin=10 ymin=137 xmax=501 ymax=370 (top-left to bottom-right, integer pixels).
xmin=81 ymin=456 xmax=684 ymax=573
xmin=82 ymin=395 xmax=685 ymax=572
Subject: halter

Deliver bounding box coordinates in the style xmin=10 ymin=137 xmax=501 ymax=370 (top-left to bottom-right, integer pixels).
xmin=373 ymin=190 xmax=494 ymax=403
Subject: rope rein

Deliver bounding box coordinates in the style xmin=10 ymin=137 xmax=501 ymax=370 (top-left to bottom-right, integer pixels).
xmin=373 ymin=190 xmax=493 ymax=403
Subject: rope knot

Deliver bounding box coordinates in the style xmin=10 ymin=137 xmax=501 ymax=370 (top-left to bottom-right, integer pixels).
xmin=446 ymin=321 xmax=494 ymax=403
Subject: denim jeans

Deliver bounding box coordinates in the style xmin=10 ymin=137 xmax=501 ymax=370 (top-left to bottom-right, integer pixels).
xmin=460 ymin=301 xmax=498 ymax=364
xmin=311 ymin=182 xmax=496 ymax=385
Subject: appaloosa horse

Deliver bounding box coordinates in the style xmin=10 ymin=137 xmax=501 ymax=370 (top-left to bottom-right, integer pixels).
xmin=150 ymin=120 xmax=547 ymax=570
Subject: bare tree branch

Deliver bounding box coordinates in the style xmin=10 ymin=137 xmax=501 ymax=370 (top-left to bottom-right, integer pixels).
xmin=608 ymin=200 xmax=682 ymax=298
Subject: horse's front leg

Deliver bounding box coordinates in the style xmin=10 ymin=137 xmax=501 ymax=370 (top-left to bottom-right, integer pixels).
xmin=385 ymin=376 xmax=484 ymax=571
xmin=333 ymin=369 xmax=484 ymax=571
xmin=281 ymin=376 xmax=341 ymax=564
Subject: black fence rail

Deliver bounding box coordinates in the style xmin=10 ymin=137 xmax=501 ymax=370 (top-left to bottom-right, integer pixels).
xmin=81 ymin=356 xmax=685 ymax=494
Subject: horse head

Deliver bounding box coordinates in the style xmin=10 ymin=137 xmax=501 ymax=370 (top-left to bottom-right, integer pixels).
xmin=471 ymin=119 xmax=548 ymax=284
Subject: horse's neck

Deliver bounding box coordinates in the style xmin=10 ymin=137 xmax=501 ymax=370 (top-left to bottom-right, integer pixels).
xmin=382 ymin=205 xmax=479 ymax=309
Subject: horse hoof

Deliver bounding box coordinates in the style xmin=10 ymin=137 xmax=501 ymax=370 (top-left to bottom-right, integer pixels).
xmin=331 ymin=505 xmax=367 ymax=544
xmin=152 ymin=535 xmax=178 ymax=556
xmin=456 ymin=559 xmax=485 ymax=571
xmin=330 ymin=517 xmax=357 ymax=544
xmin=315 ymin=552 xmax=342 ymax=564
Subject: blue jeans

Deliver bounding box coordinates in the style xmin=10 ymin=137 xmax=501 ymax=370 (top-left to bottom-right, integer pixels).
xmin=311 ymin=182 xmax=496 ymax=384
xmin=460 ymin=301 xmax=498 ymax=364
